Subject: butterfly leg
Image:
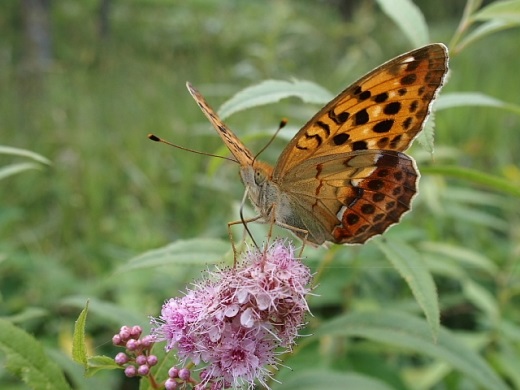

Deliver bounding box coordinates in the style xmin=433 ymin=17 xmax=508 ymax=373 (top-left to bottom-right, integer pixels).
xmin=228 ymin=215 xmax=263 ymax=266
xmin=272 ymin=220 xmax=309 ymax=257
xmin=265 ymin=203 xmax=309 ymax=256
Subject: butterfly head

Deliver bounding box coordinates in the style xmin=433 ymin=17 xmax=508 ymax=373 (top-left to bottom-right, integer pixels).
xmin=239 ymin=161 xmax=275 ymax=215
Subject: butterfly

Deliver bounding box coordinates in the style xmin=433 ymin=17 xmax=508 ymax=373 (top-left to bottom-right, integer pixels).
xmin=182 ymin=43 xmax=448 ymax=246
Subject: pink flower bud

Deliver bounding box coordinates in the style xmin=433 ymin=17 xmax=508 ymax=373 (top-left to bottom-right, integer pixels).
xmin=114 ymin=352 xmax=128 ymax=365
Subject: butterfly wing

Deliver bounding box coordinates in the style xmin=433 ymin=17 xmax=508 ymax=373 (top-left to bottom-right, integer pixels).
xmin=278 ymin=150 xmax=418 ymax=245
xmin=273 ymin=43 xmax=448 ymax=178
xmin=186 ymin=82 xmax=255 ymax=167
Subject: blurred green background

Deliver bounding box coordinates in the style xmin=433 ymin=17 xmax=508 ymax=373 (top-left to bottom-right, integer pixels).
xmin=2 ymin=0 xmax=520 ymax=389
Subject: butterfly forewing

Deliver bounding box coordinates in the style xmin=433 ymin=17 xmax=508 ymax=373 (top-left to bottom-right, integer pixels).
xmin=274 ymin=44 xmax=448 ymax=177
xmin=186 ymin=82 xmax=255 ymax=167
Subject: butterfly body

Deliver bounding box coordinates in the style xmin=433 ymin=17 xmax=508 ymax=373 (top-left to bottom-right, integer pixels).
xmin=186 ymin=43 xmax=449 ymax=246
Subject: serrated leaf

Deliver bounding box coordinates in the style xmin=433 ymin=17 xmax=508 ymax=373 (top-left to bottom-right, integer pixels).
xmin=72 ymin=301 xmax=89 ymax=366
xmin=472 ymin=0 xmax=520 ymax=23
xmin=416 ymin=111 xmax=435 ymax=153
xmin=273 ymin=370 xmax=394 ymax=390
xmin=0 ymin=318 xmax=72 ymax=390
xmin=316 ymin=311 xmax=509 ymax=390
xmin=376 ymin=240 xmax=439 ymax=340
xmin=376 ymin=0 xmax=429 ymax=47
xmin=218 ymin=80 xmax=333 ymax=119
xmin=85 ymin=355 xmax=121 ymax=376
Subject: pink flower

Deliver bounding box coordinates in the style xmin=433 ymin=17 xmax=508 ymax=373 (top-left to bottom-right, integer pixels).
xmin=151 ymin=240 xmax=312 ymax=389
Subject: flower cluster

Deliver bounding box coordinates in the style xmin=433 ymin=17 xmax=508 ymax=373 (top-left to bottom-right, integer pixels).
xmin=112 ymin=325 xmax=157 ymax=377
xmin=151 ymin=240 xmax=313 ymax=389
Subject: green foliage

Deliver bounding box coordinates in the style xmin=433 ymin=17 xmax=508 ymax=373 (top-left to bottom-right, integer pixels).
xmin=72 ymin=302 xmax=122 ymax=377
xmin=375 ymin=0 xmax=431 ymax=46
xmin=0 ymin=146 xmax=50 ymax=181
xmin=376 ymin=240 xmax=440 ymax=340
xmin=314 ymin=311 xmax=508 ymax=390
xmin=1 ymin=0 xmax=520 ymax=389
xmin=218 ymin=80 xmax=334 ymax=119
xmin=277 ymin=370 xmax=394 ymax=390
xmin=0 ymin=319 xmax=71 ymax=390
xmin=72 ymin=301 xmax=89 ymax=367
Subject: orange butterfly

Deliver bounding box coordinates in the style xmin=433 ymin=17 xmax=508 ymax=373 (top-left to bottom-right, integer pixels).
xmin=158 ymin=44 xmax=449 ymax=246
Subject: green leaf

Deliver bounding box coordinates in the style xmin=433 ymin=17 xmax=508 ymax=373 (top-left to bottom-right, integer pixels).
xmin=0 ymin=318 xmax=72 ymax=390
xmin=316 ymin=311 xmax=509 ymax=390
xmin=444 ymin=203 xmax=509 ymax=231
xmin=0 ymin=162 xmax=45 ymax=180
xmin=218 ymin=79 xmax=333 ymax=119
xmin=72 ymin=301 xmax=89 ymax=366
xmin=421 ymin=165 xmax=520 ymax=197
xmin=274 ymin=370 xmax=394 ymax=390
xmin=420 ymin=242 xmax=498 ymax=276
xmin=500 ymin=320 xmax=520 ymax=343
xmin=119 ymin=238 xmax=232 ymax=272
xmin=376 ymin=0 xmax=429 ymax=47
xmin=462 ymin=279 xmax=499 ymax=322
xmin=0 ymin=145 xmax=51 ymax=164
xmin=416 ymin=111 xmax=436 ymax=153
xmin=2 ymin=307 xmax=49 ymax=324
xmin=472 ymin=0 xmax=520 ymax=23
xmin=376 ymin=240 xmax=439 ymax=340
xmin=493 ymin=344 xmax=520 ymax=390
xmin=435 ymin=92 xmax=520 ymax=114
xmin=456 ymin=19 xmax=517 ymax=51
xmin=85 ymin=355 xmax=121 ymax=377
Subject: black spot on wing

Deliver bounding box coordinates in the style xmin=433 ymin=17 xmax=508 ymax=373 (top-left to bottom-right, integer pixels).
xmin=352 ymin=140 xmax=368 ymax=150
xmin=400 ymin=73 xmax=417 ymax=85
xmin=353 ymin=109 xmax=369 ymax=125
xmin=373 ymin=119 xmax=394 ymax=133
xmin=328 ymin=109 xmax=350 ymax=124
xmin=316 ymin=121 xmax=331 ymax=136
xmin=333 ymin=133 xmax=350 ymax=145
xmin=383 ymin=102 xmax=401 ymax=115
xmin=374 ymin=92 xmax=389 ymax=103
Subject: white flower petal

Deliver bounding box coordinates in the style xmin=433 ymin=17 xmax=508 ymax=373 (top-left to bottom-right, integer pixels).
xmin=237 ymin=289 xmax=249 ymax=304
xmin=224 ymin=304 xmax=240 ymax=317
xmin=208 ymin=325 xmax=221 ymax=342
xmin=256 ymin=293 xmax=271 ymax=310
xmin=240 ymin=308 xmax=255 ymax=328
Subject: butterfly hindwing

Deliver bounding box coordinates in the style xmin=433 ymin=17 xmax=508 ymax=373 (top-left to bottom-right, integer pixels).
xmin=279 ymin=150 xmax=418 ymax=244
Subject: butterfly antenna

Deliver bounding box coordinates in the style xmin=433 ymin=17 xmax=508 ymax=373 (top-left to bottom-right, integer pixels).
xmin=252 ymin=119 xmax=288 ymax=162
xmin=148 ymin=134 xmax=237 ymax=163
xmin=239 ymin=189 xmax=259 ymax=249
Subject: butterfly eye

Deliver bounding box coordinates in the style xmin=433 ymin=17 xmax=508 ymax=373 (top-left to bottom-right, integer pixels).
xmin=254 ymin=169 xmax=267 ymax=185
